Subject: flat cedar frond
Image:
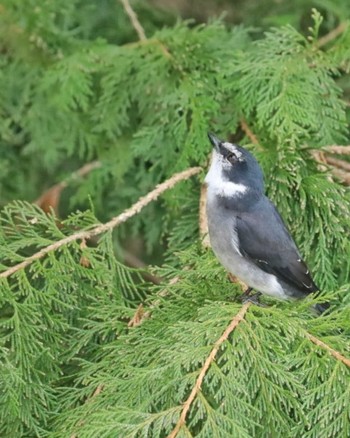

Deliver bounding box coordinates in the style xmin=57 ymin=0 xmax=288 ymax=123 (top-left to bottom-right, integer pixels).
xmin=0 ymin=2 xmax=349 ymax=437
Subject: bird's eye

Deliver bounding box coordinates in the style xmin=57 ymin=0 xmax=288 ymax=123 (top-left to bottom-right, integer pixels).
xmin=226 ymin=152 xmax=238 ymax=165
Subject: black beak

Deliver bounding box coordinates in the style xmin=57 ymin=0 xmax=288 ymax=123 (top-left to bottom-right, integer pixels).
xmin=207 ymin=132 xmax=222 ymax=151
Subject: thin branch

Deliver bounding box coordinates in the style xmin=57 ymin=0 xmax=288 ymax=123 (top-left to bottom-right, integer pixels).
xmin=324 ymin=145 xmax=350 ymax=155
xmin=0 ymin=167 xmax=202 ymax=279
xmin=311 ymin=150 xmax=350 ymax=185
xmin=35 ymin=161 xmax=102 ymax=202
xmin=167 ymin=302 xmax=252 ymax=438
xmin=330 ymin=168 xmax=350 ymax=185
xmin=324 ymin=155 xmax=350 ymax=172
xmin=240 ymin=118 xmax=261 ymax=149
xmin=120 ymin=0 xmax=146 ymax=41
xmin=35 ymin=161 xmax=102 ymax=213
xmin=305 ymin=332 xmax=350 ymax=368
xmin=199 ymin=184 xmax=210 ymax=248
xmin=316 ymin=22 xmax=348 ymax=48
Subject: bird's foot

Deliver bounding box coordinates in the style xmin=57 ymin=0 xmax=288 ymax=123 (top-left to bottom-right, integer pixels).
xmin=241 ymin=291 xmax=267 ymax=307
xmin=242 ymin=287 xmax=253 ymax=297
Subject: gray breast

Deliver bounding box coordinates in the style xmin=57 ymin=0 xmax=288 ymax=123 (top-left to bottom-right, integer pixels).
xmin=206 ymin=190 xmax=288 ymax=300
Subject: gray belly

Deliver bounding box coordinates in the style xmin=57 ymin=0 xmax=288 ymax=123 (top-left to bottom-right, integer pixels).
xmin=206 ymin=199 xmax=288 ymax=300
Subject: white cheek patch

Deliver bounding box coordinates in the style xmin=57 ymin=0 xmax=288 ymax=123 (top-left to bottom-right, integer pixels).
xmin=205 ymin=151 xmax=247 ymax=197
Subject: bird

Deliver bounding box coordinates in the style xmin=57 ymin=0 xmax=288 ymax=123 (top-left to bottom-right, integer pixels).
xmin=205 ymin=132 xmax=327 ymax=313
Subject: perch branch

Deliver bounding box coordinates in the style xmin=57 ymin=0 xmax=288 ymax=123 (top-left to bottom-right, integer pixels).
xmin=120 ymin=0 xmax=146 ymax=41
xmin=0 ymin=167 xmax=202 ymax=279
xmin=167 ymin=302 xmax=252 ymax=438
xmin=305 ymin=332 xmax=350 ymax=368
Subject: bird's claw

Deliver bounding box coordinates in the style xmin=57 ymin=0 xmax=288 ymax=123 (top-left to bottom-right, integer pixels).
xmin=240 ymin=292 xmax=267 ymax=307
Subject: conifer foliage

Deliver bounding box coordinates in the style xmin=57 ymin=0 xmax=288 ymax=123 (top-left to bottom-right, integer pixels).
xmin=0 ymin=1 xmax=349 ymax=437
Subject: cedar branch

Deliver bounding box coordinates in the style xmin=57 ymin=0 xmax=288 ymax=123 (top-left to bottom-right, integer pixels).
xmin=306 ymin=332 xmax=350 ymax=368
xmin=0 ymin=167 xmax=202 ymax=279
xmin=120 ymin=0 xmax=146 ymax=41
xmin=167 ymin=302 xmax=252 ymax=438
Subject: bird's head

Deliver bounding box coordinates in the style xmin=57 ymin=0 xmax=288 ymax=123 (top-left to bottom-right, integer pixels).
xmin=205 ymin=132 xmax=264 ymax=198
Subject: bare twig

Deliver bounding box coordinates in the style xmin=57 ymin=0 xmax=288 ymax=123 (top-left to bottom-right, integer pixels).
xmin=35 ymin=161 xmax=101 ymax=203
xmin=311 ymin=150 xmax=350 ymax=185
xmin=324 ymin=145 xmax=350 ymax=155
xmin=0 ymin=167 xmax=202 ymax=279
xmin=199 ymin=184 xmax=210 ymax=248
xmin=305 ymin=332 xmax=350 ymax=368
xmin=324 ymin=155 xmax=350 ymax=172
xmin=330 ymin=168 xmax=350 ymax=185
xmin=167 ymin=302 xmax=252 ymax=438
xmin=120 ymin=0 xmax=146 ymax=41
xmin=240 ymin=118 xmax=261 ymax=149
xmin=35 ymin=161 xmax=101 ymax=213
xmin=316 ymin=22 xmax=348 ymax=48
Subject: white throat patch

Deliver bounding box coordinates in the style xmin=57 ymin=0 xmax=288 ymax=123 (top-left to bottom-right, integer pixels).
xmin=205 ymin=151 xmax=247 ymax=197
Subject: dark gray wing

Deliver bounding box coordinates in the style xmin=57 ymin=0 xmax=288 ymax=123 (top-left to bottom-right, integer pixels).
xmin=235 ymin=197 xmax=318 ymax=295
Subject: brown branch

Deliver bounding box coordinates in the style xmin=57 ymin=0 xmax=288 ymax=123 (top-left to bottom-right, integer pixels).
xmin=324 ymin=155 xmax=350 ymax=172
xmin=199 ymin=184 xmax=210 ymax=248
xmin=330 ymin=168 xmax=350 ymax=185
xmin=305 ymin=332 xmax=350 ymax=368
xmin=120 ymin=0 xmax=146 ymax=41
xmin=324 ymin=145 xmax=350 ymax=155
xmin=240 ymin=118 xmax=261 ymax=149
xmin=311 ymin=150 xmax=350 ymax=185
xmin=36 ymin=161 xmax=102 ymax=201
xmin=167 ymin=302 xmax=252 ymax=438
xmin=0 ymin=167 xmax=202 ymax=279
xmin=35 ymin=161 xmax=101 ymax=213
xmin=316 ymin=22 xmax=348 ymax=48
